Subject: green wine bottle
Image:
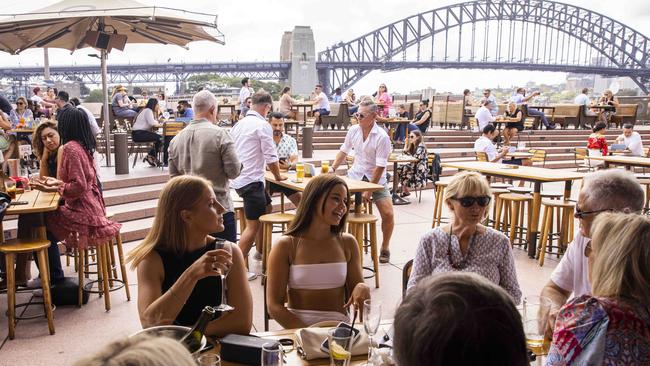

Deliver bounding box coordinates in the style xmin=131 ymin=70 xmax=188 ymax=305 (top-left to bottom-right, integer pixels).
xmin=180 ymin=306 xmax=216 ymax=352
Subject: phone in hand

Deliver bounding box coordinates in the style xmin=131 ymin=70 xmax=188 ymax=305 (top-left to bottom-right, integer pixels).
xmin=320 ymin=322 xmax=361 ymax=354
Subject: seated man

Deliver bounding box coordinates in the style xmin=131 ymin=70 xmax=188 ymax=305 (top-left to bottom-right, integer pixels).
xmin=474 ymin=99 xmax=495 ymax=131
xmin=473 ymin=124 xmax=509 ymax=163
xmin=310 ymin=84 xmax=330 ymax=130
xmin=510 ymin=87 xmax=555 ymax=129
xmin=268 ymin=112 xmax=301 ymax=207
xmin=177 ymin=100 xmax=194 ymax=119
xmin=394 ymin=272 xmax=529 ymax=366
xmin=614 ymin=123 xmax=644 ymax=156
xmin=540 ymin=169 xmax=644 ymax=335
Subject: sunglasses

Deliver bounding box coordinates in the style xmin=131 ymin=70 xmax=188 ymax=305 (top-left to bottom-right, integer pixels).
xmin=584 ymin=241 xmax=592 ymax=258
xmin=354 ymin=112 xmax=369 ymax=119
xmin=409 ymin=134 xmax=417 ymax=138
xmin=16 ymin=102 xmax=24 ymax=105
xmin=573 ymin=207 xmax=613 ymax=219
xmin=452 ymin=196 xmax=491 ymax=207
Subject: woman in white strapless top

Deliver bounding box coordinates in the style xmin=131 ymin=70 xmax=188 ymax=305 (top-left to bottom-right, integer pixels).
xmin=266 ymin=174 xmax=371 ymax=329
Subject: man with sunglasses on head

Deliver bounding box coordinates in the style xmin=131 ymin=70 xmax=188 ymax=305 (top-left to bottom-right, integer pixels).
xmin=331 ymin=99 xmax=394 ymax=263
xmin=540 ymin=169 xmax=644 ymax=334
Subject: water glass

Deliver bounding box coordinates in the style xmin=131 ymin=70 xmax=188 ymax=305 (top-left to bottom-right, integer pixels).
xmin=197 ymin=354 xmax=220 ymax=366
xmin=328 ymin=327 xmax=353 ymax=366
xmin=261 ymin=342 xmax=284 ymax=366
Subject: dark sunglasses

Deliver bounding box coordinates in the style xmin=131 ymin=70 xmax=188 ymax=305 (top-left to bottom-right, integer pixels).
xmin=16 ymin=102 xmax=24 ymax=105
xmin=409 ymin=134 xmax=417 ymax=138
xmin=573 ymin=207 xmax=613 ymax=219
xmin=452 ymin=196 xmax=491 ymax=207
xmin=354 ymin=112 xmax=367 ymax=119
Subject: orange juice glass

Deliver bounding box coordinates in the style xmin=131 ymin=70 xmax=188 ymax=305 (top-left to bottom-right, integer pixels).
xmin=321 ymin=160 xmax=330 ymax=173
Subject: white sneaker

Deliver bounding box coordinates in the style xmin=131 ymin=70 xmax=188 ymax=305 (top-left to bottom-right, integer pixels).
xmin=27 ymin=278 xmax=42 ymax=289
xmin=252 ymin=251 xmax=262 ymax=261
xmin=246 ymin=272 xmax=258 ymax=281
xmin=32 ymin=288 xmax=43 ymax=297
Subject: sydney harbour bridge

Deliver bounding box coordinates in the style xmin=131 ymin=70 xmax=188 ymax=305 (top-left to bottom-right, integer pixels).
xmin=1 ymin=0 xmax=649 ymax=94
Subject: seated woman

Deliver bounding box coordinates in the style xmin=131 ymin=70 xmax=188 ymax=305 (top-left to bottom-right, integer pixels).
xmin=0 ymin=110 xmax=15 ymax=165
xmin=407 ymin=171 xmax=521 ymax=303
xmin=393 ymin=104 xmax=418 ymax=143
xmin=502 ymin=102 xmax=524 ymax=145
xmin=547 ymin=212 xmax=650 ymax=365
xmin=279 ymin=87 xmax=297 ymax=120
xmin=132 ymin=98 xmax=164 ymax=167
xmin=345 ymin=89 xmax=359 ymax=115
xmin=586 ymin=121 xmax=608 ymax=168
xmin=9 ymin=96 xmax=34 ymax=127
xmin=375 ymin=84 xmax=392 ymax=117
xmin=128 ymin=175 xmax=252 ymax=336
xmin=411 ymin=101 xmax=432 ymax=134
xmin=395 ymin=273 xmax=529 ymax=366
xmin=31 ymin=107 xmax=120 ymax=253
xmin=267 ymin=174 xmax=370 ymax=328
xmin=597 ymin=89 xmax=619 ymax=123
xmin=112 ymin=86 xmax=138 ymax=119
xmin=396 ymin=130 xmax=428 ymax=197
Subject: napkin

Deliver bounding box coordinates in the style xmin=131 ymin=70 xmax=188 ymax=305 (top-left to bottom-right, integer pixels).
xmin=295 ymin=326 xmax=369 ymax=360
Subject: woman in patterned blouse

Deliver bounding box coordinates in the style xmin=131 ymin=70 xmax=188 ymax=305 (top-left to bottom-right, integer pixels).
xmin=407 ymin=171 xmax=522 ymax=303
xmin=396 ymin=129 xmax=428 ymax=197
xmin=546 ymin=213 xmax=650 ymax=365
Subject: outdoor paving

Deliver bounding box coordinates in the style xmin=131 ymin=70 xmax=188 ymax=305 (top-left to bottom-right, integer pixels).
xmin=0 ymin=181 xmax=574 ymax=365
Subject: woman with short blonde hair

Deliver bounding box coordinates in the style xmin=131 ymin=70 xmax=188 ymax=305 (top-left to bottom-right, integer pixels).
xmin=128 ymin=175 xmax=252 ymax=337
xmin=547 ymin=212 xmax=650 ymax=365
xmin=407 ymin=171 xmax=521 ymax=303
xmin=72 ymin=334 xmax=195 ymax=366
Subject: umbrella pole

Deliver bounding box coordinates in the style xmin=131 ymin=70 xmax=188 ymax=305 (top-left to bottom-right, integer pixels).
xmin=101 ymin=48 xmax=112 ymax=167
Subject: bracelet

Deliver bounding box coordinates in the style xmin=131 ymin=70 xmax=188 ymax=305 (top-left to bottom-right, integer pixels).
xmin=168 ymin=287 xmax=186 ymax=306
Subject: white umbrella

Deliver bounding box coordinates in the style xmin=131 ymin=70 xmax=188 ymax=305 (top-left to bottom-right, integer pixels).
xmin=0 ymin=0 xmax=224 ymax=166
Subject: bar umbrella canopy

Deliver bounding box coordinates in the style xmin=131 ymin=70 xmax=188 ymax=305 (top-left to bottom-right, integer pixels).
xmin=0 ymin=0 xmax=225 ymax=166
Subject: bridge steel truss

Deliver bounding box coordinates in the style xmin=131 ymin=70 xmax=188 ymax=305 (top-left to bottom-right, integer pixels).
xmin=317 ymin=0 xmax=650 ymax=93
xmin=0 ymin=62 xmax=290 ymax=85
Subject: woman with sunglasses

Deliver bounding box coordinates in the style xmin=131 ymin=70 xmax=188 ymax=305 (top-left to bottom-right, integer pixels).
xmin=406 ymin=171 xmax=521 ymax=303
xmin=375 ymin=84 xmax=392 ymax=117
xmin=546 ymin=213 xmax=650 ymax=365
xmin=9 ymin=96 xmax=33 ymax=127
xmin=396 ymin=130 xmax=428 ymax=197
xmin=411 ymin=101 xmax=432 ymax=134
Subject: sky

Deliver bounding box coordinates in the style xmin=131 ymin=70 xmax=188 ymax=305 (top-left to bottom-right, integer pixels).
xmin=0 ymin=0 xmax=649 ymax=94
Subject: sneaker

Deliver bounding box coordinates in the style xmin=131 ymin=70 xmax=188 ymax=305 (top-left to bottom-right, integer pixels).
xmin=247 ymin=272 xmax=258 ymax=281
xmin=26 ymin=278 xmax=42 ymax=289
xmin=252 ymin=251 xmax=262 ymax=261
xmin=379 ymin=250 xmax=390 ymax=264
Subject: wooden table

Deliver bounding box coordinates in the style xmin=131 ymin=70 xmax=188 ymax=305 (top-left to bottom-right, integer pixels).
xmin=217 ymin=322 xmax=393 ymax=365
xmin=587 ymin=155 xmax=650 ymax=170
xmin=284 ymin=120 xmax=301 ymax=139
xmin=388 ymin=155 xmax=418 ymax=205
xmin=265 ymin=171 xmax=384 ymax=213
xmin=294 ymin=103 xmax=314 ymax=123
xmin=381 ymin=118 xmax=411 ymax=142
xmin=440 ymin=162 xmax=584 ymax=258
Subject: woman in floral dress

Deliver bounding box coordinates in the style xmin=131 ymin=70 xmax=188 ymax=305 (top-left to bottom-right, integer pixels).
xmin=396 ymin=129 xmax=429 ymax=197
xmin=32 ymin=107 xmax=120 ymax=249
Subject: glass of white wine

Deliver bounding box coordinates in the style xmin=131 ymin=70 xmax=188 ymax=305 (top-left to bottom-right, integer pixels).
xmin=214 ymin=239 xmax=234 ymax=312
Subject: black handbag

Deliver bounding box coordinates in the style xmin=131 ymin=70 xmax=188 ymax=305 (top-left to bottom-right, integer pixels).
xmin=50 ymin=277 xmax=89 ymax=306
xmin=219 ymin=334 xmax=270 ymax=366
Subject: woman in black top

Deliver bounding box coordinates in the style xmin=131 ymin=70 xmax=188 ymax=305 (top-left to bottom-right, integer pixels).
xmin=128 ymin=176 xmax=252 ymax=336
xmin=502 ymin=102 xmax=524 ymax=145
xmin=412 ymin=101 xmax=432 ymax=134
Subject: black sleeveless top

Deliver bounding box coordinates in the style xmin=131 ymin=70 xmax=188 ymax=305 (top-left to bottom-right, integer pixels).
xmin=415 ymin=109 xmax=431 ymax=130
xmin=155 ymin=239 xmax=223 ymax=326
xmin=505 ymin=108 xmax=525 ymax=124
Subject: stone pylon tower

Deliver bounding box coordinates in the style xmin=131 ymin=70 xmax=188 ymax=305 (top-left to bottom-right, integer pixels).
xmin=284 ymin=26 xmax=318 ymax=97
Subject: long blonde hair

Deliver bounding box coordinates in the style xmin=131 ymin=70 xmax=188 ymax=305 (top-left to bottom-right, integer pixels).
xmin=590 ymin=212 xmax=650 ymax=305
xmin=128 ymin=175 xmax=212 ymax=269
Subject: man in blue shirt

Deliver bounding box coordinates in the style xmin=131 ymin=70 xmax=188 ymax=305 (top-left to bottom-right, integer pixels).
xmin=177 ymin=100 xmax=194 ymax=118
xmin=509 ymin=87 xmax=555 ymax=129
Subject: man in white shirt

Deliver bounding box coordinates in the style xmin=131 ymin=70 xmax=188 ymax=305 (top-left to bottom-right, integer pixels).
xmin=238 ymin=77 xmax=253 ymax=115
xmin=230 ymin=91 xmax=287 ymax=279
xmin=310 ymin=84 xmax=331 ymax=130
xmin=510 ymin=87 xmax=555 ymax=129
xmin=473 ymin=124 xmax=509 ymax=162
xmin=331 ymin=99 xmax=394 ymax=263
xmin=69 ymin=97 xmax=101 ymax=136
xmin=540 ymin=169 xmax=644 ymax=334
xmin=474 ymin=99 xmax=495 ymax=131
xmin=615 ymin=123 xmax=644 ymax=156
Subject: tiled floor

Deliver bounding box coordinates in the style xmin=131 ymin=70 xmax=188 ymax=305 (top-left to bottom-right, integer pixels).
xmin=0 ymin=180 xmax=575 ymax=365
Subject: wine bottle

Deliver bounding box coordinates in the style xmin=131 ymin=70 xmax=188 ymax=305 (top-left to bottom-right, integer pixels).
xmin=180 ymin=306 xmax=216 ymax=352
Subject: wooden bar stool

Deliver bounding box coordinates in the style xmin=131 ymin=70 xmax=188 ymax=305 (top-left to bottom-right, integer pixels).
xmin=259 ymin=213 xmax=295 ymax=285
xmin=432 ymin=181 xmax=449 ymax=228
xmin=637 ymin=178 xmax=650 ymax=211
xmin=347 ymin=212 xmax=380 ymax=288
xmin=489 ymin=188 xmax=510 ymax=229
xmin=234 ymin=201 xmax=246 ymax=239
xmin=498 ymin=193 xmax=533 ymax=247
xmin=538 ymin=199 xmax=576 ymax=266
xmin=508 ymin=186 xmax=533 ymax=195
xmin=0 ymin=238 xmax=55 ymax=339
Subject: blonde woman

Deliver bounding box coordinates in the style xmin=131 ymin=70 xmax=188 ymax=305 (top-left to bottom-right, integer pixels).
xmin=72 ymin=334 xmax=195 ymax=366
xmin=547 ymin=213 xmax=650 ymax=365
xmin=407 ymin=171 xmax=521 ymax=303
xmin=128 ymin=176 xmax=252 ymax=337
xmin=279 ymin=87 xmax=297 ymax=120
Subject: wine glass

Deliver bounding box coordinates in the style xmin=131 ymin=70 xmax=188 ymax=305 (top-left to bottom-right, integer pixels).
xmin=363 ymin=299 xmax=382 ymax=366
xmin=214 ymin=239 xmax=234 ymax=312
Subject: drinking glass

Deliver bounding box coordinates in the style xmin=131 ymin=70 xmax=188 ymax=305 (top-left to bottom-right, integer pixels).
xmin=4 ymin=178 xmax=16 ymax=199
xmin=295 ymin=162 xmax=305 ymax=183
xmin=328 ymin=327 xmax=353 ymax=366
xmin=363 ymin=300 xmax=382 ymax=366
xmin=197 ymin=354 xmax=220 ymax=366
xmin=214 ymin=239 xmax=234 ymax=312
xmin=524 ymin=319 xmax=545 ymax=356
xmin=321 ymin=160 xmax=330 ymax=173
xmin=261 ymin=342 xmax=284 ymax=366
xmin=523 ymin=295 xmax=552 ymax=355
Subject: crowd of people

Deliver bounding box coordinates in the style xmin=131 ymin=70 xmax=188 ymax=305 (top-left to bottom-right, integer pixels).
xmin=2 ymin=81 xmax=649 ymax=366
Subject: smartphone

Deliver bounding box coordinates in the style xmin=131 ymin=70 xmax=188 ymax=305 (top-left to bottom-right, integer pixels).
xmin=10 ymin=201 xmax=29 ymax=205
xmin=320 ymin=322 xmax=361 ymax=354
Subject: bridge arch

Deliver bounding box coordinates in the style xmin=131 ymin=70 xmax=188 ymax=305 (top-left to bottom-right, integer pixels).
xmin=317 ymin=0 xmax=650 ymax=93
